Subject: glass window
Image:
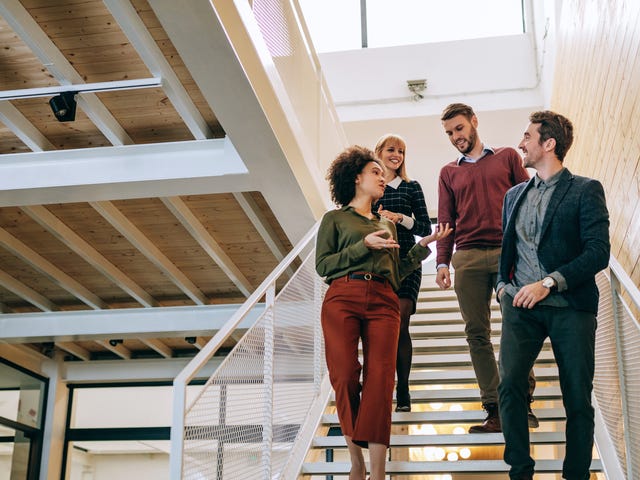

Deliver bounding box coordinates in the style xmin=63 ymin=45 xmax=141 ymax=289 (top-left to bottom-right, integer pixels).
xmin=299 ymin=0 xmax=525 ymax=53
xmin=366 ymin=0 xmax=524 ymax=47
xmin=298 ymin=0 xmax=362 ymax=52
xmin=64 ymin=384 xmax=203 ymax=479
xmin=0 ymin=363 xmax=46 ymax=428
xmin=67 ymin=441 xmax=169 ymax=480
xmin=0 ymin=360 xmax=47 ymax=480
xmin=70 ymin=386 xmax=173 ymax=429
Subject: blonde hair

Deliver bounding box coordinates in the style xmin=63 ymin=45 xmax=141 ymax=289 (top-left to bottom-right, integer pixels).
xmin=374 ymin=133 xmax=410 ymax=182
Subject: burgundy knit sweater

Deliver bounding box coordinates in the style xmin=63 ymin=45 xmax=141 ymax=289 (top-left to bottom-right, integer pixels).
xmin=436 ymin=147 xmax=530 ymax=266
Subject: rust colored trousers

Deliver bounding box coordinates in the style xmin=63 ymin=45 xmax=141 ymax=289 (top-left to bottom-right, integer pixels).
xmin=321 ymin=274 xmax=400 ymax=447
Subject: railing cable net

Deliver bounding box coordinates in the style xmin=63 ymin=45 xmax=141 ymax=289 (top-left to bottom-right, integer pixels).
xmin=594 ymin=256 xmax=640 ymax=479
xmin=172 ymin=222 xmax=328 ymax=479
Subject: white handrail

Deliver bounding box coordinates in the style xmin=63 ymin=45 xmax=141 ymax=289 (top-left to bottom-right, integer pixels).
xmin=609 ymin=254 xmax=640 ymax=311
xmin=170 ymin=221 xmax=320 ymax=479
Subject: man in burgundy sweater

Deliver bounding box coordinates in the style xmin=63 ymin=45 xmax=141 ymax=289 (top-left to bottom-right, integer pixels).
xmin=436 ymin=103 xmax=536 ymax=432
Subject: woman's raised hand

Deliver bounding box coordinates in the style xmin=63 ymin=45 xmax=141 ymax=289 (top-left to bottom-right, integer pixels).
xmin=364 ymin=230 xmax=400 ymax=250
xmin=418 ymin=223 xmax=453 ymax=247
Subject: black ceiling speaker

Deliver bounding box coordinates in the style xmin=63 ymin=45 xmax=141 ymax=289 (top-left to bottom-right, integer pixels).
xmin=49 ymin=92 xmax=77 ymax=122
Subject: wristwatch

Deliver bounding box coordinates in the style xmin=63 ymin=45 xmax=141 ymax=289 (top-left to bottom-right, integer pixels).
xmin=542 ymin=276 xmax=557 ymax=291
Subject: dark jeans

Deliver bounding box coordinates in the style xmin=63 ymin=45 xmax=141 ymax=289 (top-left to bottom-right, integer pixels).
xmin=498 ymin=294 xmax=596 ymax=480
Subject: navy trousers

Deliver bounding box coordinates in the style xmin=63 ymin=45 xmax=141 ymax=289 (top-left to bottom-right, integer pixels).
xmin=498 ymin=294 xmax=596 ymax=480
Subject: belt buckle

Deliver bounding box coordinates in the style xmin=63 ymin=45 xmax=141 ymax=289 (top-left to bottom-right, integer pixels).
xmin=364 ymin=273 xmax=372 ymax=281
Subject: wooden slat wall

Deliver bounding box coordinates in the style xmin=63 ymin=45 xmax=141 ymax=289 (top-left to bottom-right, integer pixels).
xmin=552 ymin=0 xmax=640 ymax=287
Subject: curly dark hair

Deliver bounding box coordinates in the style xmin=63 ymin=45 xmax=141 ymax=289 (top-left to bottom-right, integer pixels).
xmin=326 ymin=145 xmax=382 ymax=206
xmin=529 ymin=110 xmax=574 ymax=161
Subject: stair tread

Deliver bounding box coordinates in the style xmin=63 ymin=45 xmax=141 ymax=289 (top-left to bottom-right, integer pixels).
xmin=409 ymin=323 xmax=501 ymax=336
xmin=410 ymin=337 xmax=553 ymax=351
xmin=406 ymin=366 xmax=559 ymax=384
xmin=322 ymin=407 xmax=566 ymax=425
xmin=329 ymin=386 xmax=562 ymax=404
xmin=409 ymin=349 xmax=556 ymax=367
xmin=301 ymin=459 xmax=603 ymax=474
xmin=313 ymin=431 xmax=567 ymax=448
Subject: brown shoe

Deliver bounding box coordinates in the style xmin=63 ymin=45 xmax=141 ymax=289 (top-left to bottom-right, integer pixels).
xmin=469 ymin=403 xmax=501 ymax=433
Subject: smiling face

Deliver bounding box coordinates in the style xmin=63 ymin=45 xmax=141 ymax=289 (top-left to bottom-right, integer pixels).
xmin=518 ymin=122 xmax=546 ymax=168
xmin=355 ymin=161 xmax=387 ymax=201
xmin=442 ymin=114 xmax=479 ymax=155
xmin=377 ymin=139 xmax=405 ymax=175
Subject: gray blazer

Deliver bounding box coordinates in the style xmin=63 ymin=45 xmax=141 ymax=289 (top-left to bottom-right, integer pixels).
xmin=498 ymin=168 xmax=610 ymax=313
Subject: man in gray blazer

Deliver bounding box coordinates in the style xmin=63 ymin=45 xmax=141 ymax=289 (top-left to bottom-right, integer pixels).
xmin=496 ymin=111 xmax=610 ymax=480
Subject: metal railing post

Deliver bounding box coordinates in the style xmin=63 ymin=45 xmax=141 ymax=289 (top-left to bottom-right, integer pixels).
xmin=262 ymin=283 xmax=276 ymax=480
xmin=313 ymin=274 xmax=324 ymax=393
xmin=610 ymin=270 xmax=634 ymax=479
xmin=170 ymin=379 xmax=186 ymax=479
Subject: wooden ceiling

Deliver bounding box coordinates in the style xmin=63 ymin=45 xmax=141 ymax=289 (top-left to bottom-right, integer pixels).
xmin=0 ymin=1 xmax=298 ymax=364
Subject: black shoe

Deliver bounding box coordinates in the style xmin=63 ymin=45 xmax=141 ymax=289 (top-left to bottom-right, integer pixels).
xmin=395 ymin=390 xmax=411 ymax=412
xmin=528 ymin=395 xmax=539 ymax=428
xmin=528 ymin=406 xmax=539 ymax=428
xmin=469 ymin=403 xmax=501 ymax=433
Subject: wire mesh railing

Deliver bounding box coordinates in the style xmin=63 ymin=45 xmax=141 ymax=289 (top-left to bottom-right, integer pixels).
xmin=170 ymin=224 xmax=329 ymax=479
xmin=594 ymin=255 xmax=640 ymax=479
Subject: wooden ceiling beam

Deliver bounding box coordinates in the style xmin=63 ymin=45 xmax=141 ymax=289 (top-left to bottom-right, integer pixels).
xmin=0 ymin=102 xmax=56 ymax=152
xmin=103 ymin=0 xmax=212 ymax=140
xmin=21 ymin=205 xmax=158 ymax=308
xmin=162 ymin=196 xmax=253 ymax=297
xmin=142 ymin=338 xmax=173 ymax=359
xmin=95 ymin=339 xmax=132 ymax=360
xmin=0 ymin=227 xmax=107 ymax=309
xmin=233 ymin=192 xmax=295 ymax=278
xmin=192 ymin=337 xmax=208 ymax=350
xmin=55 ymin=342 xmax=91 ymax=362
xmin=90 ymin=201 xmax=208 ymax=305
xmin=0 ymin=269 xmax=57 ymax=312
xmin=0 ymin=0 xmax=133 ymax=146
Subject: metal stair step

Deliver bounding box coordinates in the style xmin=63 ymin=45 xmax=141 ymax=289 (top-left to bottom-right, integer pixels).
xmin=410 ymin=337 xmax=553 ymax=353
xmin=417 ymin=290 xmax=459 ymax=301
xmin=330 ymin=386 xmax=562 ymax=404
xmin=409 ymin=322 xmax=501 ymax=338
xmin=301 ymin=459 xmax=602 ymax=475
xmin=410 ymin=312 xmax=502 ymax=325
xmin=313 ymin=431 xmax=566 ymax=448
xmin=321 ymin=407 xmax=566 ymax=426
xmin=410 ymin=349 xmax=556 ymax=368
xmin=406 ymin=366 xmax=559 ymax=385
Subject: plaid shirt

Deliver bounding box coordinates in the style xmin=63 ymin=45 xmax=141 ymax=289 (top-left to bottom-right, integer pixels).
xmin=374 ymin=179 xmax=431 ymax=302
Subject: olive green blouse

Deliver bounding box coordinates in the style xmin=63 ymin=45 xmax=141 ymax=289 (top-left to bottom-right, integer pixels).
xmin=315 ymin=206 xmax=431 ymax=291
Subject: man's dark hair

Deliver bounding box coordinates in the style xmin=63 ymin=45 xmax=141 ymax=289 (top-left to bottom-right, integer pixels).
xmin=441 ymin=103 xmax=475 ymax=122
xmin=326 ymin=146 xmax=381 ymax=206
xmin=529 ymin=111 xmax=574 ymax=161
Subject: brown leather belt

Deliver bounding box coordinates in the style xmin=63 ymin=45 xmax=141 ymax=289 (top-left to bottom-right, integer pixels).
xmin=348 ymin=272 xmax=387 ymax=283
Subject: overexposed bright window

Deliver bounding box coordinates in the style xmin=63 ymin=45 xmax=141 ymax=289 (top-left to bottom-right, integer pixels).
xmin=367 ymin=0 xmax=524 ymax=47
xmin=299 ymin=0 xmax=525 ymax=53
xmin=298 ymin=0 xmax=362 ymax=52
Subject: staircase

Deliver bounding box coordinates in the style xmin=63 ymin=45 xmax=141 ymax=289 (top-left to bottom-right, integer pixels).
xmin=300 ymin=273 xmax=604 ymax=479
